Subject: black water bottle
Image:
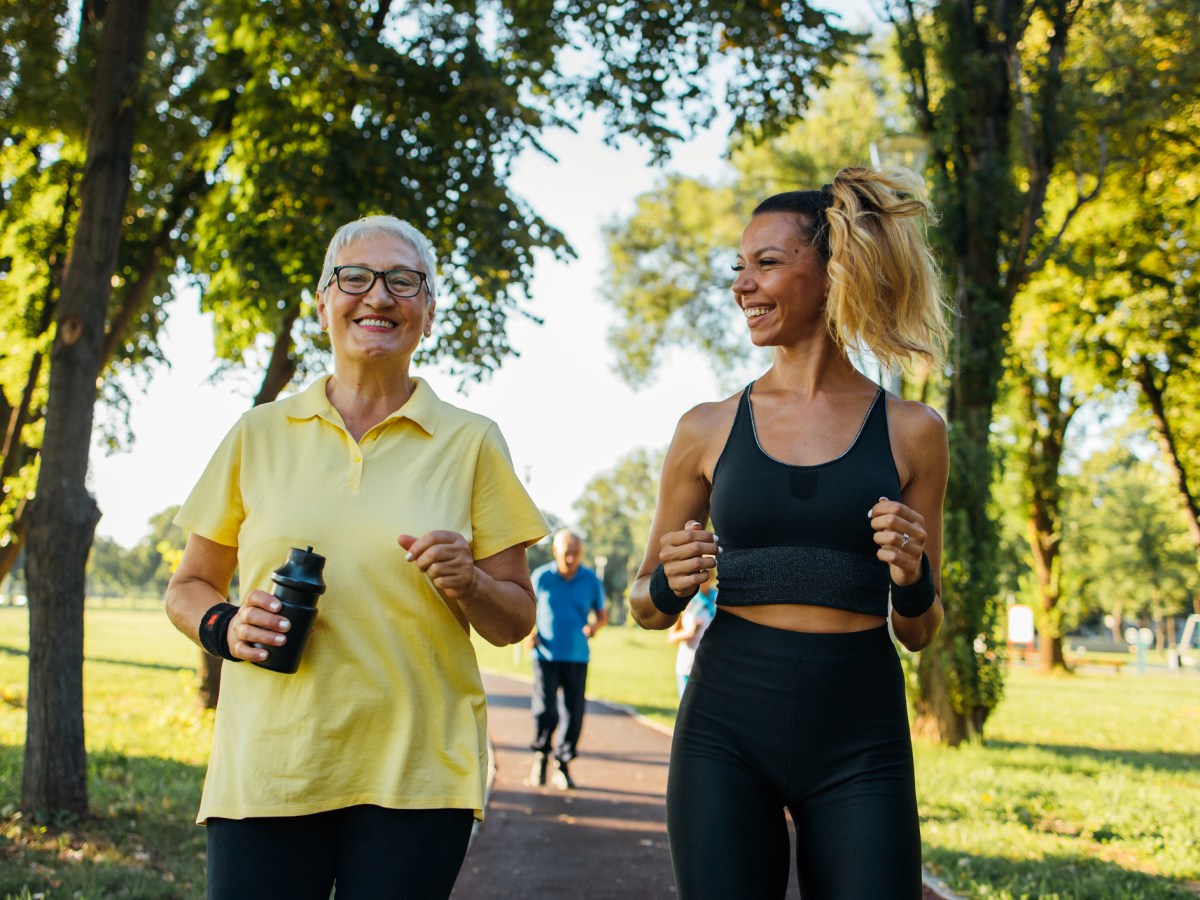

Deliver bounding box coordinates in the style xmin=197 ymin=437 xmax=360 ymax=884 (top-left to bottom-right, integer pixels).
xmin=252 ymin=545 xmax=327 ymax=674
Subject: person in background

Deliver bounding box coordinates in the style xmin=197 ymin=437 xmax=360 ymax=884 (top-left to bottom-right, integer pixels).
xmin=165 ymin=215 xmax=547 ymax=899
xmin=527 ymin=529 xmax=607 ymax=790
xmin=629 ymin=166 xmax=950 ymax=899
xmin=667 ymin=566 xmax=717 ymax=698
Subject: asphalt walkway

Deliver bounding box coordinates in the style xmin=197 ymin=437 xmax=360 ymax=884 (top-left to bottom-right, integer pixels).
xmin=450 ymin=672 xmax=954 ymax=900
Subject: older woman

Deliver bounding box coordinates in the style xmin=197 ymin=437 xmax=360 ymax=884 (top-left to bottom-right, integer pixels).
xmin=165 ymin=215 xmax=547 ymax=899
xmin=630 ymin=167 xmax=950 ymax=899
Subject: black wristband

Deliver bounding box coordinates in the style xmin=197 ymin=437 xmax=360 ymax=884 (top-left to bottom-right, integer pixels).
xmin=198 ymin=602 xmax=241 ymax=662
xmin=649 ymin=564 xmax=694 ymax=616
xmin=890 ymin=554 xmax=936 ymax=618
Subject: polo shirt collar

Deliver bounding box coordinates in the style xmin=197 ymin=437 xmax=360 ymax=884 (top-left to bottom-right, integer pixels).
xmin=285 ymin=375 xmax=443 ymax=436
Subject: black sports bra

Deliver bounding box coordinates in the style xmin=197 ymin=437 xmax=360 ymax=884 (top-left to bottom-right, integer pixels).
xmin=708 ymin=383 xmax=902 ymax=616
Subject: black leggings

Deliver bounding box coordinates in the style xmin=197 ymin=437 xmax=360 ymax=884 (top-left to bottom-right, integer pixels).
xmin=667 ymin=614 xmax=921 ymax=900
xmin=206 ymin=805 xmax=474 ymax=900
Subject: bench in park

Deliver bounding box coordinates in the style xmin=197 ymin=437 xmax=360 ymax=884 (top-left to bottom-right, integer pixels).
xmin=1066 ymin=656 xmax=1125 ymax=673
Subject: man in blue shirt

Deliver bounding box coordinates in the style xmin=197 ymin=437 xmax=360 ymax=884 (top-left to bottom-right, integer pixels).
xmin=528 ymin=529 xmax=607 ymax=789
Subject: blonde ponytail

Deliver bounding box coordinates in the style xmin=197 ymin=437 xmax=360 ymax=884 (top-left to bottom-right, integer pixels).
xmin=822 ymin=166 xmax=951 ymax=374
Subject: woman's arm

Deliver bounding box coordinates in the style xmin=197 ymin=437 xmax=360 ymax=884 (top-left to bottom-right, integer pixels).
xmin=165 ymin=533 xmax=293 ymax=663
xmin=874 ymin=399 xmax=948 ymax=652
xmin=398 ymin=533 xmax=535 ymax=647
xmin=629 ymin=405 xmax=723 ymax=630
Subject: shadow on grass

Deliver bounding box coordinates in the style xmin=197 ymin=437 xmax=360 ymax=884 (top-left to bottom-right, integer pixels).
xmin=0 ymin=743 xmax=208 ymax=900
xmin=925 ymin=846 xmax=1199 ymax=900
xmin=0 ymin=643 xmax=192 ymax=674
xmin=985 ymin=739 xmax=1200 ymax=774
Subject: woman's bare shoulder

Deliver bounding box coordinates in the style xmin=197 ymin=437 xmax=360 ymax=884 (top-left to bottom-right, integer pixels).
xmin=674 ymin=390 xmax=742 ymax=441
xmin=885 ymin=394 xmax=947 ymax=441
xmin=885 ymin=394 xmax=948 ymax=486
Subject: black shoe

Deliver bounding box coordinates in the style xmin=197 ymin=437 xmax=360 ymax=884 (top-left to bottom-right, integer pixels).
xmin=552 ymin=758 xmax=575 ymax=790
xmin=530 ymin=752 xmax=548 ymax=786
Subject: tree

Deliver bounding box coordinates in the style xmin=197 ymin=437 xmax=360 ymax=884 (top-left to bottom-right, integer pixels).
xmin=879 ymin=0 xmax=1098 ymax=742
xmin=603 ymin=46 xmax=907 ymax=385
xmin=572 ymin=448 xmax=663 ymax=617
xmin=994 ymin=275 xmax=1097 ymax=671
xmin=4 ymin=0 xmax=866 ymax=723
xmin=6 ymin=1 xmax=868 ymax=809
xmin=22 ymin=0 xmax=153 ymax=816
xmin=1062 ymin=436 xmax=1200 ymax=643
xmin=600 ymin=0 xmax=1193 ymax=741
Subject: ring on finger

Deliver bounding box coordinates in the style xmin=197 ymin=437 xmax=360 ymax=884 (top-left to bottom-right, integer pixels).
xmin=901 ymin=532 xmax=910 ymax=548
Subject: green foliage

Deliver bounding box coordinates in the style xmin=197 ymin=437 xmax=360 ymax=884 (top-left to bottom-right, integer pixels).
xmin=86 ymin=506 xmax=185 ymax=600
xmin=0 ymin=0 xmax=865 ymax=571
xmin=1062 ymin=436 xmax=1200 ymax=624
xmin=572 ymin=447 xmax=663 ymax=605
xmin=601 ymin=45 xmax=909 ymax=385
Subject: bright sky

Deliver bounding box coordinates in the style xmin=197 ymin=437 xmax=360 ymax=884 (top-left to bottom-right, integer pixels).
xmin=89 ymin=7 xmax=882 ymax=549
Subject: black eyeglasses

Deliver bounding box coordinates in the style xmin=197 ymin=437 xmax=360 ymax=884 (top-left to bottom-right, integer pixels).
xmin=324 ymin=266 xmax=427 ymax=298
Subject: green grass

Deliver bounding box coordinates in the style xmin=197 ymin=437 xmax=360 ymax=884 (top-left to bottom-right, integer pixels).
xmin=0 ymin=607 xmax=210 ymax=899
xmin=0 ymin=609 xmax=1197 ymax=898
xmin=477 ymin=627 xmax=1200 ymax=900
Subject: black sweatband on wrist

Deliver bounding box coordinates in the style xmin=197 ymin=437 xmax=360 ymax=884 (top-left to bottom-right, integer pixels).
xmin=649 ymin=563 xmax=694 ymax=616
xmin=890 ymin=553 xmax=936 ymax=618
xmin=198 ymin=602 xmax=242 ymax=662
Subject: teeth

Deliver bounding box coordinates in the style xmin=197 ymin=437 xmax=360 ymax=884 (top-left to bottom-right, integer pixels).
xmin=744 ymin=308 xmax=770 ymax=318
xmin=358 ymin=318 xmax=396 ymax=328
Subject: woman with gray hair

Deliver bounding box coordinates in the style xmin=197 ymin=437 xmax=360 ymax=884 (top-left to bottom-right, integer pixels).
xmin=166 ymin=215 xmax=547 ymax=898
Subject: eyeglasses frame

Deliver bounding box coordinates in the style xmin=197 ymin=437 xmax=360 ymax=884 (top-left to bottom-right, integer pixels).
xmin=324 ymin=265 xmax=429 ymax=298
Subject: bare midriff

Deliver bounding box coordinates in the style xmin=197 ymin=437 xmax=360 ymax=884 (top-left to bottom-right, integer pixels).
xmin=722 ymin=603 xmax=885 ymax=634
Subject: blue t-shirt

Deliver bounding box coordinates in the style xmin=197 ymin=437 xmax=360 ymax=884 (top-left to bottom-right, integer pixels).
xmin=531 ymin=563 xmax=605 ymax=663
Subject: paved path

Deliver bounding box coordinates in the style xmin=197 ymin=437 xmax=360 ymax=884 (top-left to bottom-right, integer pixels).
xmin=451 ymin=672 xmax=953 ymax=900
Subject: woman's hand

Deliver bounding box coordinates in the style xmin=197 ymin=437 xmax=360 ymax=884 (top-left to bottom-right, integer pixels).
xmin=228 ymin=589 xmax=292 ymax=663
xmin=659 ymin=520 xmax=719 ymax=597
xmin=398 ymin=530 xmax=478 ymax=601
xmin=868 ymin=497 xmax=927 ymax=587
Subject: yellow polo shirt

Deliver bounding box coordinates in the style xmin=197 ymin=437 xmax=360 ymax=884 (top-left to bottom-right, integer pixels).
xmin=176 ymin=376 xmax=547 ymax=823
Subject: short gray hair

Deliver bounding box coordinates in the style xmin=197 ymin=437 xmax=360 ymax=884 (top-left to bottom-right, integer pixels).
xmin=553 ymin=529 xmax=583 ymax=548
xmin=318 ymin=215 xmax=438 ymax=305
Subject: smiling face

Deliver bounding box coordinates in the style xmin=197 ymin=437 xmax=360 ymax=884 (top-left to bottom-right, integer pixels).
xmin=316 ymin=232 xmax=435 ymax=371
xmin=732 ymin=212 xmax=830 ymax=348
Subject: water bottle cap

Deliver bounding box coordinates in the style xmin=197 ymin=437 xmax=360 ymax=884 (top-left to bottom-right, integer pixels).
xmin=272 ymin=545 xmax=327 ymax=594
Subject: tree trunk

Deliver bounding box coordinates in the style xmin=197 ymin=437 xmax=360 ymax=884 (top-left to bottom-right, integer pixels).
xmin=895 ymin=0 xmax=1028 ymax=744
xmin=253 ymin=302 xmax=301 ymax=407
xmin=1023 ymin=373 xmax=1077 ymax=674
xmin=197 ymin=652 xmax=222 ymax=709
xmin=22 ymin=0 xmax=152 ymax=816
xmin=196 ymin=303 xmax=300 ymax=710
xmin=1137 ymin=360 xmax=1200 ymax=578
